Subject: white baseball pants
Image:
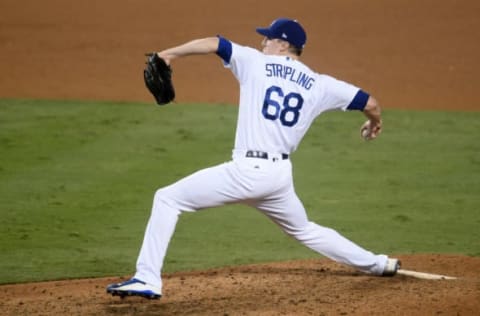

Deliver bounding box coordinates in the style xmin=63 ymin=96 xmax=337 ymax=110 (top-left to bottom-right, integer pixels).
xmin=134 ymin=151 xmax=388 ymax=291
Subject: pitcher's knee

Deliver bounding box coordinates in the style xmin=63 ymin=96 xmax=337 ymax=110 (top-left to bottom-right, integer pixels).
xmin=153 ymin=188 xmax=168 ymax=203
xmin=286 ymin=222 xmax=329 ymax=241
xmin=152 ymin=188 xmax=181 ymax=216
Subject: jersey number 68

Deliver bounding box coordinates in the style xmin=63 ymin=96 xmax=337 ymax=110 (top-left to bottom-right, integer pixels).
xmin=262 ymin=85 xmax=304 ymax=127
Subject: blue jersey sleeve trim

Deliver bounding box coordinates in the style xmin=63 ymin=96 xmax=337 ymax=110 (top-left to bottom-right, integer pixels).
xmin=216 ymin=36 xmax=232 ymax=64
xmin=347 ymin=89 xmax=370 ymax=111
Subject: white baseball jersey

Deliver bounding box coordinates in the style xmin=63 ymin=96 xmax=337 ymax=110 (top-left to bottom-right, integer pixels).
xmin=218 ymin=38 xmax=368 ymax=156
xmin=133 ymin=37 xmax=388 ymax=292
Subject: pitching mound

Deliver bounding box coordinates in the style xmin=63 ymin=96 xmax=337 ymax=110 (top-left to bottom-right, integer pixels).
xmin=1 ymin=254 xmax=479 ymax=315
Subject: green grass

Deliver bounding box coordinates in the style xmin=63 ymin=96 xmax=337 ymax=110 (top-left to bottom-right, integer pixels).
xmin=0 ymin=98 xmax=479 ymax=284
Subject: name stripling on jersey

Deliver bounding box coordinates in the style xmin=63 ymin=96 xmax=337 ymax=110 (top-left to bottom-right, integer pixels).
xmin=265 ymin=63 xmax=315 ymax=90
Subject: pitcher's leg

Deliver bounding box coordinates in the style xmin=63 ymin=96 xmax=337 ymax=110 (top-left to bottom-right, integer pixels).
xmin=133 ymin=161 xmax=250 ymax=291
xmin=257 ymin=192 xmax=387 ymax=275
xmin=292 ymin=221 xmax=387 ymax=275
xmin=134 ymin=192 xmax=180 ymax=290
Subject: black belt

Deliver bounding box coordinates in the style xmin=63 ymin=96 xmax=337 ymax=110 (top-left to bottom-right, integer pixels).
xmin=245 ymin=150 xmax=289 ymax=160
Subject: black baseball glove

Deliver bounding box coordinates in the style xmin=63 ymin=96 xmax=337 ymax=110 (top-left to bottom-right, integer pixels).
xmin=143 ymin=53 xmax=175 ymax=105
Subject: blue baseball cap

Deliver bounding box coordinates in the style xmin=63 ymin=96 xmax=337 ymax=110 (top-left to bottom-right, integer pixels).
xmin=256 ymin=18 xmax=307 ymax=48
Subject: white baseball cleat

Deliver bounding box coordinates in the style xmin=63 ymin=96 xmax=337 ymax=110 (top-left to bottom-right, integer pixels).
xmin=382 ymin=258 xmax=401 ymax=276
xmin=106 ymin=278 xmax=161 ymax=299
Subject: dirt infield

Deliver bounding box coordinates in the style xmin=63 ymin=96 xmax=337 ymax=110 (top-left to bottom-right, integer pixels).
xmin=1 ymin=254 xmax=479 ymax=315
xmin=1 ymin=0 xmax=479 ymax=110
xmin=1 ymin=0 xmax=479 ymax=315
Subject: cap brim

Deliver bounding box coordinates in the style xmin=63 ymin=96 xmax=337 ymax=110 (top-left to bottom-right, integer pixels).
xmin=256 ymin=27 xmax=272 ymax=37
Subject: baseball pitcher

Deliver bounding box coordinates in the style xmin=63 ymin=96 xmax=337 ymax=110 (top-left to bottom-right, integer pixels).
xmin=107 ymin=18 xmax=400 ymax=300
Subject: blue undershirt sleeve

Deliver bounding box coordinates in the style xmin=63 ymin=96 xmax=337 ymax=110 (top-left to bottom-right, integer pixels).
xmin=347 ymin=90 xmax=370 ymax=111
xmin=216 ymin=36 xmax=232 ymax=64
